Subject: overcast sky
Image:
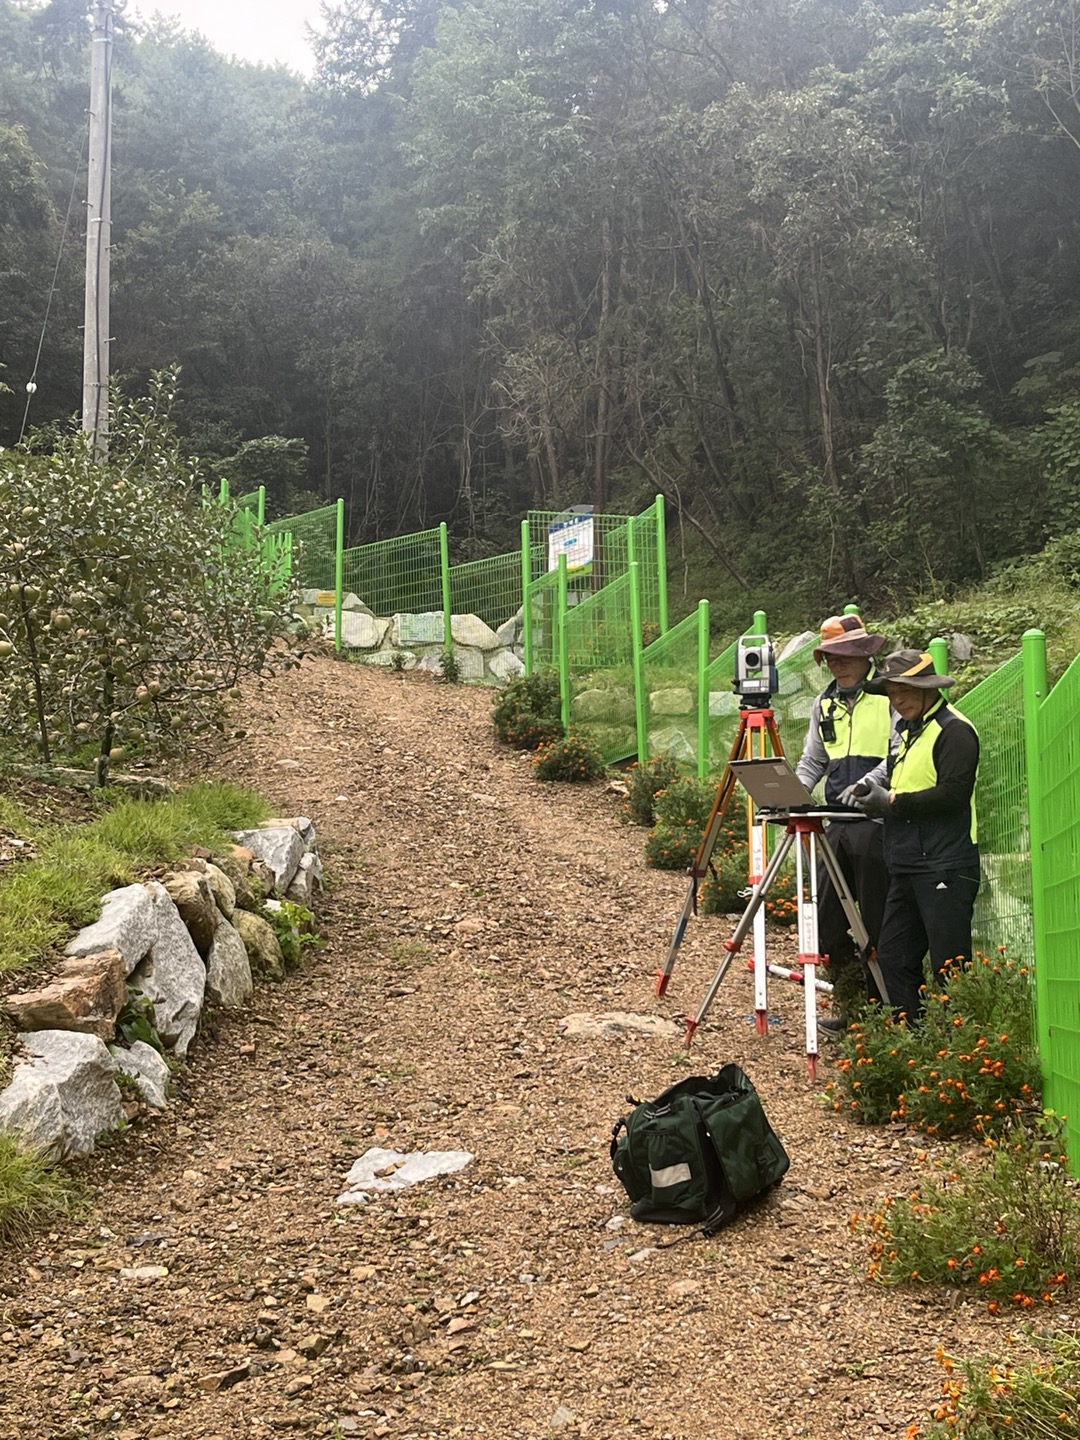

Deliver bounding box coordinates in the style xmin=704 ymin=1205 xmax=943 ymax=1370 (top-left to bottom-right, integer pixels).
xmin=129 ymin=0 xmax=328 ymax=74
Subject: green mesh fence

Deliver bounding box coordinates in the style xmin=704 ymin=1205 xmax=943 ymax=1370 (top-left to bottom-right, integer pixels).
xmin=449 ymin=548 xmax=533 ymax=632
xmin=954 ymin=654 xmax=1033 ymax=959
xmin=234 ymin=489 xmax=261 ymax=514
xmin=341 ymin=527 xmax=444 ymax=616
xmin=526 ymin=506 xmax=662 ymax=660
xmin=563 ymin=571 xmax=638 ymax=763
xmin=1033 ymin=649 xmax=1080 ymax=1160
xmin=605 ymin=507 xmax=662 ymax=639
xmin=265 ymin=504 xmax=339 ymax=591
xmin=703 ymin=639 xmax=738 ymax=770
xmin=642 ymin=609 xmax=701 ymax=768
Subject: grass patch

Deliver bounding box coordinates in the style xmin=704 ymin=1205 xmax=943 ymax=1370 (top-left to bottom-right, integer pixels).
xmin=0 ymin=781 xmax=270 ymax=973
xmin=0 ymin=1132 xmax=81 ymax=1242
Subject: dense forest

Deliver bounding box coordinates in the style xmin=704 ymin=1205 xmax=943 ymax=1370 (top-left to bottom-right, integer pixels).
xmin=3 ymin=0 xmax=1080 ymax=623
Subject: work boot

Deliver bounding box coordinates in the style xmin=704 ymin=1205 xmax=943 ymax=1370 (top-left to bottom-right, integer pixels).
xmin=818 ymin=1016 xmax=847 ymax=1034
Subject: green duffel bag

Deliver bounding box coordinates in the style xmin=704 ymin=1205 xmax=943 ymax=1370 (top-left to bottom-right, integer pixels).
xmin=610 ymin=1064 xmax=790 ymax=1235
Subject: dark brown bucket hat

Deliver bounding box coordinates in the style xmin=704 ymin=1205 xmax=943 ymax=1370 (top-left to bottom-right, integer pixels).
xmin=865 ymin=648 xmax=954 ymax=693
xmin=813 ymin=613 xmax=888 ymax=664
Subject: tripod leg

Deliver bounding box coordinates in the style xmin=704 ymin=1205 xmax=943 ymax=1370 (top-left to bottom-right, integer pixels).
xmin=748 ymin=721 xmax=770 ymax=1035
xmin=818 ymin=829 xmax=892 ymax=1006
xmin=750 ymin=713 xmax=785 ymax=1028
xmin=656 ymin=769 xmax=739 ymax=997
xmin=798 ymin=831 xmax=822 ymax=1082
xmin=685 ymin=829 xmax=794 ymax=1048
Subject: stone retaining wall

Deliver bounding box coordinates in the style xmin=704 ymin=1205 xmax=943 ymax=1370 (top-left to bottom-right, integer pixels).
xmin=0 ymin=818 xmax=323 ymax=1163
xmin=297 ymin=590 xmax=526 ymax=684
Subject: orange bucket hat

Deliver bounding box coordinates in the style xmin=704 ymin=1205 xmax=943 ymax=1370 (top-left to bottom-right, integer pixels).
xmin=812 ymin=614 xmax=887 ymax=664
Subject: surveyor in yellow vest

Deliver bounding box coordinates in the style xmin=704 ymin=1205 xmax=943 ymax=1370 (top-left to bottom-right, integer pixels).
xmin=852 ymin=649 xmax=980 ymax=1021
xmin=795 ymin=615 xmax=894 ymax=1027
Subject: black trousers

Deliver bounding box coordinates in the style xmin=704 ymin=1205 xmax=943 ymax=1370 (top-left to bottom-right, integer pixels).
xmin=876 ymin=868 xmax=981 ymax=1021
xmin=817 ymin=821 xmax=890 ymax=999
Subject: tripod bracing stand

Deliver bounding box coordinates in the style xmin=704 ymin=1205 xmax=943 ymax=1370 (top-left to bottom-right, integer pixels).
xmin=684 ymin=812 xmax=890 ymax=1081
xmin=656 ymin=705 xmax=782 ymax=1038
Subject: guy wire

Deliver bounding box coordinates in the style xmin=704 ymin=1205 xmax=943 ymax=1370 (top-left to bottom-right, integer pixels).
xmin=17 ymin=122 xmax=91 ymax=446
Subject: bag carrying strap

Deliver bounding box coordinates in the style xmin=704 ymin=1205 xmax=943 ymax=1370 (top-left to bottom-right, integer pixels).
xmin=653 ymin=1202 xmax=729 ymax=1248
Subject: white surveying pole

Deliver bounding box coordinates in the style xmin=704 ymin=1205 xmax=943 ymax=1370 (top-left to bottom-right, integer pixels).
xmin=82 ymin=0 xmax=113 ymax=457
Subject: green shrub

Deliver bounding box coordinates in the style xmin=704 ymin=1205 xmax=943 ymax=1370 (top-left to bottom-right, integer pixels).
xmin=699 ymin=847 xmax=748 ymax=912
xmin=533 ymin=731 xmax=605 ymax=782
xmin=0 ymin=372 xmax=299 ymax=785
xmin=652 ymin=775 xmax=716 ymax=831
xmin=492 ymin=670 xmax=564 ymax=750
xmin=832 ymin=952 xmax=1039 ymax=1136
xmin=438 ymin=648 xmax=462 ymax=683
xmin=644 ymin=820 xmax=702 ymax=870
xmin=624 ymin=754 xmax=683 ymax=826
xmin=263 ymin=898 xmax=319 ymax=968
xmin=116 ymin=993 xmax=166 ymax=1054
xmin=918 ymin=1331 xmax=1080 ymax=1438
xmin=853 ymin=1117 xmax=1079 ymax=1315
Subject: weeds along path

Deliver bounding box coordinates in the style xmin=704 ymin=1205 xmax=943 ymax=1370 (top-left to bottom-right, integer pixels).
xmin=0 ymin=657 xmax=1007 ymax=1438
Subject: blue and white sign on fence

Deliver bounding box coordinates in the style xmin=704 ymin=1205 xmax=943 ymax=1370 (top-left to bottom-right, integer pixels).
xmin=547 ymin=506 xmax=594 ymax=574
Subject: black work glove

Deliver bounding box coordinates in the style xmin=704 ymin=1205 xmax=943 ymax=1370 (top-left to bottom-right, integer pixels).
xmin=851 ymin=779 xmax=891 ymax=819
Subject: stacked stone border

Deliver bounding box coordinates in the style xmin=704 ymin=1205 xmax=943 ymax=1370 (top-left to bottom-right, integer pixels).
xmin=297 ymin=590 xmax=526 ymax=685
xmin=0 ymin=818 xmax=322 ymax=1162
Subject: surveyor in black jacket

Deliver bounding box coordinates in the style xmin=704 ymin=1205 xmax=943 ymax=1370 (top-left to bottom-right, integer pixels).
xmin=795 ymin=614 xmax=894 ymax=1026
xmin=851 ymin=649 xmax=981 ymax=1021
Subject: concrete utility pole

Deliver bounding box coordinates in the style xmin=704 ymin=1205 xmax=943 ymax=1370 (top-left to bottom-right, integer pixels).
xmin=82 ymin=0 xmax=113 ymax=457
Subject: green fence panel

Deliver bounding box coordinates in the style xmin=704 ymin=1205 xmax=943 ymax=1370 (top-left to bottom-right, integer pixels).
xmin=606 ymin=507 xmax=662 ymax=640
xmin=1033 ymin=649 xmax=1080 ymax=1163
xmin=953 ymin=653 xmax=1033 ymax=959
xmin=562 ymin=570 xmax=638 ymax=763
xmin=703 ymin=639 xmax=739 ymax=771
xmin=265 ymin=504 xmax=340 ymax=591
xmin=641 ymin=608 xmax=702 ymax=769
xmin=525 ymin=567 xmax=563 ymax=672
xmin=449 ymin=548 xmax=535 ymax=632
xmin=524 ymin=501 xmax=667 ymax=680
xmin=339 ymin=527 xmax=445 ymax=617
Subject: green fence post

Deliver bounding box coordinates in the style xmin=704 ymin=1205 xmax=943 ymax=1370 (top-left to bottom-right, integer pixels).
xmin=439 ymin=522 xmax=453 ymax=652
xmin=929 ymin=636 xmax=950 ymax=677
xmin=1023 ymin=629 xmax=1052 ymax=1107
xmin=655 ymin=494 xmax=669 ymax=636
xmin=753 ymin=609 xmax=767 ymax=635
xmin=218 ymin=477 xmax=229 ymax=505
xmin=521 ymin=520 xmax=533 ymax=676
xmin=257 ymin=486 xmax=265 ymax=526
xmin=696 ymin=598 xmax=710 ymax=779
xmin=629 ymin=560 xmax=648 ymax=763
xmin=334 ymin=499 xmax=345 ymax=653
xmin=557 ymin=554 xmax=570 ymax=730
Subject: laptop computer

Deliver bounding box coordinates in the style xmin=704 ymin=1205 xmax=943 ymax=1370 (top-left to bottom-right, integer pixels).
xmin=728 ymin=757 xmax=856 ymax=815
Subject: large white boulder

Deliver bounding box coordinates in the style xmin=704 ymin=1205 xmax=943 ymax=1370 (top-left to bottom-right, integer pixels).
xmin=205 ymin=918 xmax=254 ymax=1009
xmin=232 ymin=825 xmax=305 ymax=894
xmin=0 ymin=1030 xmax=122 ymax=1160
xmin=128 ymin=883 xmax=206 ymax=1056
xmin=65 ymin=883 xmax=157 ymax=977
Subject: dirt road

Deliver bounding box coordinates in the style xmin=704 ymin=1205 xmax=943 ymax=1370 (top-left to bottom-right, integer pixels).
xmin=0 ymin=657 xmax=1005 ymax=1438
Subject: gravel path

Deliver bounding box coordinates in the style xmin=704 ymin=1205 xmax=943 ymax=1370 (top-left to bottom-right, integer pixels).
xmin=0 ymin=657 xmax=1011 ymax=1438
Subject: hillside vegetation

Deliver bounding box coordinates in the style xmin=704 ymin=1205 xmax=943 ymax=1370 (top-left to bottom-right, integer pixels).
xmin=3 ymin=0 xmax=1080 ymax=628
